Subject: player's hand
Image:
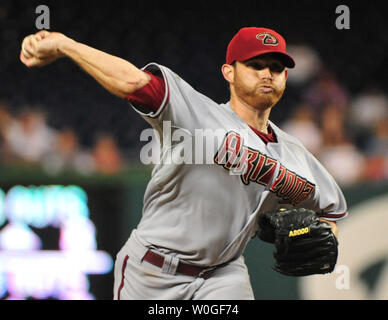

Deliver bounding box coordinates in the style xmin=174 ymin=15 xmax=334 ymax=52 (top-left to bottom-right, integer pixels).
xmin=20 ymin=30 xmax=74 ymax=67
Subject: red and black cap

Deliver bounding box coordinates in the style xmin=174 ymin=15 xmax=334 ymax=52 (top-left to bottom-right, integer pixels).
xmin=226 ymin=27 xmax=295 ymax=68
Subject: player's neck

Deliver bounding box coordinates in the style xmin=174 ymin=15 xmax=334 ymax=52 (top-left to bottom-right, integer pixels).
xmin=229 ymin=96 xmax=271 ymax=134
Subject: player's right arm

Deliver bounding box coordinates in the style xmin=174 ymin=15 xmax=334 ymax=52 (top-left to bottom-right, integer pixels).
xmin=20 ymin=30 xmax=150 ymax=98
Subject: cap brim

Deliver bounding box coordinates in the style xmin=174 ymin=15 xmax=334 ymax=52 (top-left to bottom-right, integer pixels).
xmin=267 ymin=52 xmax=295 ymax=68
xmin=239 ymin=50 xmax=295 ymax=68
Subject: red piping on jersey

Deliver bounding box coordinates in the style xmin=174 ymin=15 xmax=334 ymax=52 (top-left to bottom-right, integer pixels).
xmin=320 ymin=211 xmax=348 ymax=219
xmin=117 ymin=255 xmax=129 ymax=300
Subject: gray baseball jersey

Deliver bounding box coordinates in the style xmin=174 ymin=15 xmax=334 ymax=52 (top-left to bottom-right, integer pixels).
xmin=128 ymin=62 xmax=347 ymax=268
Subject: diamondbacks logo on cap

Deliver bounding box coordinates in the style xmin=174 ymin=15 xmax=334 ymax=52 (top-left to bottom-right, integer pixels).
xmin=256 ymin=33 xmax=278 ymax=46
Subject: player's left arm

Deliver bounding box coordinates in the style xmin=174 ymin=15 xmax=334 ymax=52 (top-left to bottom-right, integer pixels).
xmin=303 ymin=145 xmax=348 ymax=226
xmin=257 ymin=208 xmax=340 ymax=276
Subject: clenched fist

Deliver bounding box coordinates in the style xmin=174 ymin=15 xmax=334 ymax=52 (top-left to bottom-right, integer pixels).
xmin=20 ymin=30 xmax=74 ymax=67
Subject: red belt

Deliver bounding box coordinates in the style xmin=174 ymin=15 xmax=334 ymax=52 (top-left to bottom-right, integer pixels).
xmin=143 ymin=250 xmax=218 ymax=279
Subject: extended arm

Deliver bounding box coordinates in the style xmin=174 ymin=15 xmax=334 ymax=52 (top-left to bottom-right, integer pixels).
xmin=20 ymin=30 xmax=150 ymax=98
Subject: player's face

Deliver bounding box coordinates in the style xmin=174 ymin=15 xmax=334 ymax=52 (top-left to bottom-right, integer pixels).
xmin=231 ymin=54 xmax=288 ymax=110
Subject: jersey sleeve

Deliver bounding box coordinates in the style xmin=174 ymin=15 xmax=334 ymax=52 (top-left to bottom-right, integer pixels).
xmin=126 ymin=65 xmax=169 ymax=118
xmin=127 ymin=63 xmax=219 ymax=130
xmin=304 ymin=152 xmax=348 ymax=221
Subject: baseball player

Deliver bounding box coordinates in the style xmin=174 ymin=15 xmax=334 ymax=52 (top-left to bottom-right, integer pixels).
xmin=20 ymin=27 xmax=347 ymax=300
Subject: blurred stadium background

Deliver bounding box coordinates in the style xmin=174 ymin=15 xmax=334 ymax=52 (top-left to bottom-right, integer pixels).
xmin=0 ymin=0 xmax=387 ymax=299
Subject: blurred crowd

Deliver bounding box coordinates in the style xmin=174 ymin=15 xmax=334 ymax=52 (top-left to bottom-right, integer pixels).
xmin=281 ymin=44 xmax=388 ymax=187
xmin=1 ymin=41 xmax=388 ymax=186
xmin=0 ymin=0 xmax=387 ymax=184
xmin=0 ymin=102 xmax=123 ymax=176
xmin=0 ymin=1 xmax=386 ymax=185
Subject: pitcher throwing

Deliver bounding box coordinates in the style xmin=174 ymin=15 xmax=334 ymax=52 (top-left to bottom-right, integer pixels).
xmin=20 ymin=27 xmax=347 ymax=299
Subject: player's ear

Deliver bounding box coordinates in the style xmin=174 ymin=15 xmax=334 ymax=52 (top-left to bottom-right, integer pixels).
xmin=221 ymin=64 xmax=234 ymax=84
xmin=285 ymin=69 xmax=288 ymax=80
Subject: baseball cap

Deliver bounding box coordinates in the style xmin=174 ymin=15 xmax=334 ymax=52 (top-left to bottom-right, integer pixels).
xmin=226 ymin=27 xmax=295 ymax=68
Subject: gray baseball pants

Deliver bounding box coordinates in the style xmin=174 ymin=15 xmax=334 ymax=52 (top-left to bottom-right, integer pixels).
xmin=113 ymin=230 xmax=255 ymax=300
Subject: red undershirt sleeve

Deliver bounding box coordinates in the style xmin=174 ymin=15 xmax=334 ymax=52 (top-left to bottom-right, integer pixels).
xmin=125 ymin=70 xmax=166 ymax=114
